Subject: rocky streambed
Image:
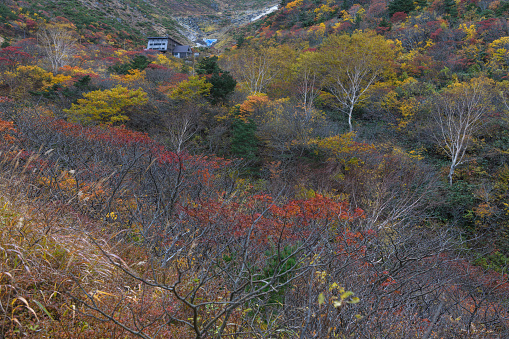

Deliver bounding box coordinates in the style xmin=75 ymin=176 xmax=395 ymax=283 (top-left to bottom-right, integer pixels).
xmin=175 ymin=3 xmax=279 ymax=46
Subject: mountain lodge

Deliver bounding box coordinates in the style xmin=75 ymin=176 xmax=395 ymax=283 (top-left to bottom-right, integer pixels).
xmin=146 ymin=36 xmax=192 ymax=58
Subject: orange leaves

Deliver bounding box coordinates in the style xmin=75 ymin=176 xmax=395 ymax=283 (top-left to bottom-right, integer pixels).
xmin=59 ymin=65 xmax=99 ymax=78
xmin=269 ymin=194 xmax=355 ymax=222
xmin=239 ymin=93 xmax=270 ymax=119
xmin=182 ymin=193 xmax=364 ymax=243
xmin=0 ymin=118 xmax=16 ymax=143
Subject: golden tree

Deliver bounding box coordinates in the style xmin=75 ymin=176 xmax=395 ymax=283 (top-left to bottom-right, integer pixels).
xmin=221 ymin=43 xmax=292 ymax=94
xmin=320 ymin=31 xmax=396 ymax=132
xmin=64 ymin=85 xmax=148 ymax=125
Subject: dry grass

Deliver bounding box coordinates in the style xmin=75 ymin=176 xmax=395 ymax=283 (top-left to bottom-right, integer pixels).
xmin=0 ymin=152 xmax=137 ymax=337
xmin=0 ymin=151 xmax=200 ymax=338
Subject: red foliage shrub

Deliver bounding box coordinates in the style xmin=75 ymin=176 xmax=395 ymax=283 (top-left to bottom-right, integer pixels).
xmin=391 ymin=11 xmax=408 ymax=23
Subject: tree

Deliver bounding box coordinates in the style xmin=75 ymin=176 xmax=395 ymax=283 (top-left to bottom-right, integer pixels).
xmin=168 ymin=75 xmax=212 ymax=103
xmin=195 ymin=56 xmax=221 ymax=75
xmin=208 ymin=71 xmax=237 ymax=105
xmin=109 ymin=55 xmax=150 ymax=75
xmin=2 ymin=65 xmax=71 ymax=100
xmin=64 ymin=85 xmax=148 ymax=125
xmin=37 ymin=20 xmax=77 ymax=73
xmin=230 ymin=105 xmax=258 ymax=161
xmin=320 ymin=31 xmax=396 ymax=132
xmin=431 ymin=77 xmax=494 ymax=185
xmin=221 ymin=44 xmax=290 ymax=94
xmin=293 ymin=49 xmax=323 ymax=121
xmin=196 ymin=56 xmax=237 ymax=105
xmin=388 ymin=0 xmax=415 ymax=16
xmin=157 ymin=101 xmax=202 ymax=153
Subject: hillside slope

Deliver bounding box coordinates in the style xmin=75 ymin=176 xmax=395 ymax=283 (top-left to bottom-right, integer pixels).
xmin=0 ymin=0 xmax=276 ymax=48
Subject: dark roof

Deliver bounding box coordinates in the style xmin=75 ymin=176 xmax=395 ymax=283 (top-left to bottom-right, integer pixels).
xmin=173 ymin=45 xmax=192 ymax=53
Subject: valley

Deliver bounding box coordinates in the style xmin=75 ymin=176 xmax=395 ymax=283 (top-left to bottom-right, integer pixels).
xmin=1 ymin=0 xmax=509 ymax=337
xmin=174 ymin=4 xmax=279 ymax=46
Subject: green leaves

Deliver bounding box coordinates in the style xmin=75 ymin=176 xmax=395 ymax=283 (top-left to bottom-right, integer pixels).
xmin=318 ymin=292 xmax=325 ymax=305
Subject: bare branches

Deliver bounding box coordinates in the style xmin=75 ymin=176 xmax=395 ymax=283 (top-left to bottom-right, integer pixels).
xmin=431 ymin=77 xmax=495 ymax=185
xmin=320 ymin=31 xmax=396 ymax=132
xmin=37 ymin=20 xmax=77 ymax=73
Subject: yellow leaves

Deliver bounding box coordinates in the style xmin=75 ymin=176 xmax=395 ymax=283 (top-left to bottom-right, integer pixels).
xmin=391 ymin=145 xmax=425 ymax=161
xmin=332 ymin=22 xmax=342 ymax=30
xmin=308 ymin=131 xmax=374 ymax=161
xmin=106 ymin=212 xmax=118 ymax=221
xmin=318 ymin=292 xmax=326 ymax=305
xmin=153 ymin=53 xmax=182 ymax=70
xmin=446 ymin=76 xmax=495 ymax=95
xmin=315 ymin=270 xmax=327 ymax=283
xmin=307 ymin=23 xmax=327 ymax=37
xmin=295 ymin=185 xmax=317 ymax=199
xmin=223 ymin=43 xmax=293 ymax=94
xmin=487 ymin=37 xmax=509 ymax=69
xmin=317 ymin=280 xmax=361 ymax=310
xmin=314 ymin=4 xmax=333 ymax=13
xmin=167 ymin=75 xmax=212 ymax=103
xmin=64 ymin=85 xmax=148 ymax=125
xmin=459 ymin=23 xmax=477 ymax=40
xmin=472 ymin=202 xmax=494 ymax=219
xmin=111 ymin=69 xmax=146 ymax=86
xmin=356 ymin=7 xmax=366 ymax=18
xmin=397 ymin=97 xmax=419 ymax=130
xmin=493 ymin=48 xmax=508 ymax=63
xmin=52 ymin=73 xmax=73 ymax=84
xmin=59 ymin=65 xmax=99 ymax=77
xmin=5 ymin=65 xmax=50 ymax=87
xmin=340 ymin=10 xmax=353 ymax=22
xmin=2 ymin=65 xmax=70 ymax=99
xmin=113 ymin=49 xmax=131 ymax=63
xmin=314 ymin=4 xmax=334 ymax=20
xmin=321 ymin=30 xmax=397 ymax=81
xmin=286 ymin=0 xmax=303 ymax=10
xmin=316 ymin=22 xmax=326 ymax=36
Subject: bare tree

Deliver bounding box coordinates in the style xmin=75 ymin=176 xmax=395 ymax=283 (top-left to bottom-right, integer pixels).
xmin=3 ymin=109 xmax=509 ymax=338
xmin=220 ymin=44 xmax=292 ymax=94
xmin=293 ymin=50 xmax=323 ymax=121
xmin=158 ymin=102 xmax=201 ymax=153
xmin=431 ymin=77 xmax=494 ymax=185
xmin=320 ymin=31 xmax=396 ymax=132
xmin=37 ymin=20 xmax=77 ymax=73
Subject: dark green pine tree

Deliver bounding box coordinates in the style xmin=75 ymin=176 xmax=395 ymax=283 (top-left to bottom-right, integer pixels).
xmin=208 ymin=71 xmax=237 ymax=105
xmin=379 ymin=17 xmax=391 ymax=28
xmin=196 ymin=56 xmax=237 ymax=105
xmin=195 ymin=56 xmax=221 ymax=75
xmin=415 ymin=0 xmax=428 ymax=9
xmin=230 ymin=106 xmax=258 ymax=161
xmin=443 ymin=0 xmax=458 ymax=18
xmin=109 ymin=55 xmax=149 ymax=75
xmin=388 ymin=0 xmax=416 ymax=16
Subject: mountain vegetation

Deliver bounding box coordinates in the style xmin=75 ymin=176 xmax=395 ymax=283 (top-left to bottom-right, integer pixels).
xmin=0 ymin=0 xmax=509 ymax=337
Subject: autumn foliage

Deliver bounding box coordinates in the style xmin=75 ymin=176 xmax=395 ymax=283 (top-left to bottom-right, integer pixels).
xmin=1 ymin=0 xmax=509 ymax=336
